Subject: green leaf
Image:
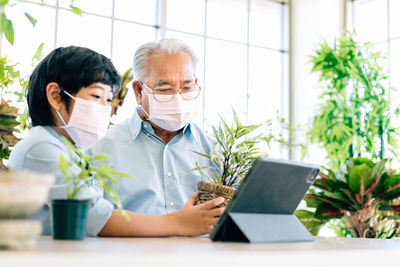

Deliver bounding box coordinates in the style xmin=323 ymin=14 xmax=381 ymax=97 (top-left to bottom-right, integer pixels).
xmin=323 ymin=191 xmax=352 ymax=204
xmin=60 ymin=176 xmax=72 ymax=183
xmin=24 ymin=13 xmax=37 ymax=26
xmin=1 ymin=133 xmax=19 ymax=146
xmin=348 ymin=163 xmax=373 ymax=193
xmin=0 ymin=117 xmax=20 ymax=129
xmin=58 ymin=154 xmax=72 ymax=175
xmin=295 ymin=210 xmax=326 ymax=236
xmin=191 ymin=150 xmax=211 ymax=159
xmin=86 ymin=153 xmax=110 ymax=162
xmin=102 ymin=182 xmax=113 ymax=194
xmin=0 ymin=0 xmax=9 ymax=7
xmin=69 ymin=5 xmax=83 ymax=15
xmin=32 ymin=43 xmax=44 ymax=63
xmin=380 ymin=174 xmax=400 ymax=200
xmin=352 ymin=157 xmax=375 ymax=168
xmin=314 ymin=203 xmax=343 ymax=220
xmin=0 ymin=13 xmax=14 ymax=45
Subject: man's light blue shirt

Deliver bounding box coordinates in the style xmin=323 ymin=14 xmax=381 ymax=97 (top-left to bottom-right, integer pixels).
xmin=90 ymin=108 xmax=215 ymax=216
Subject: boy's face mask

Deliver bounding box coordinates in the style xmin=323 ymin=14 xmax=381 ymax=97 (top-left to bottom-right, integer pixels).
xmin=55 ymin=89 xmax=111 ymax=150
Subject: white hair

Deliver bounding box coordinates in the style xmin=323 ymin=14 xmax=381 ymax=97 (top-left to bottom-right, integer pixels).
xmin=133 ymin=38 xmax=199 ymax=80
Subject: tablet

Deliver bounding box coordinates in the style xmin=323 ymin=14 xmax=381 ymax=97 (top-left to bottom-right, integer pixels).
xmin=209 ymin=157 xmax=320 ymax=242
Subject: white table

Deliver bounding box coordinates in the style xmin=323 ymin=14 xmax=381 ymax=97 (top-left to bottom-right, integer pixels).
xmin=1 ymin=236 xmax=400 ymax=266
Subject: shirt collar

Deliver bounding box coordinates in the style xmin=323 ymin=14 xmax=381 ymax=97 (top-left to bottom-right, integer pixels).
xmin=128 ymin=106 xmax=200 ymax=144
xmin=43 ymin=125 xmax=85 ymax=155
xmin=44 ymin=125 xmax=63 ymax=142
xmin=128 ymin=107 xmax=145 ymax=141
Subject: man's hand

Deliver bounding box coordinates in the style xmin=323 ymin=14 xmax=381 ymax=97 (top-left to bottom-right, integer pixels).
xmin=173 ymin=193 xmax=225 ymax=236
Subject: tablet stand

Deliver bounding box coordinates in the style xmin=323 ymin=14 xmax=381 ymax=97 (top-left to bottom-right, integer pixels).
xmin=212 ymin=212 xmax=314 ymax=243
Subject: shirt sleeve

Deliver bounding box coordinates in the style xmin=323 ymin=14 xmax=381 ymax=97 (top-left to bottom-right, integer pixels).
xmin=24 ymin=142 xmax=70 ymax=183
xmin=24 ymin=142 xmax=114 ymax=236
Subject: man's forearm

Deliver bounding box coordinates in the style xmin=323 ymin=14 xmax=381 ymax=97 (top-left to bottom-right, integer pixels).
xmin=98 ymin=210 xmax=182 ymax=237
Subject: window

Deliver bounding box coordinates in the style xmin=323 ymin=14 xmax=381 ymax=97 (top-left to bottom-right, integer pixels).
xmin=1 ymin=0 xmax=288 ymax=157
xmin=347 ymin=0 xmax=400 ymax=127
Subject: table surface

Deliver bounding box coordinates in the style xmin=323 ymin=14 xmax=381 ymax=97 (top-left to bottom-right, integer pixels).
xmin=1 ymin=236 xmax=400 ymax=266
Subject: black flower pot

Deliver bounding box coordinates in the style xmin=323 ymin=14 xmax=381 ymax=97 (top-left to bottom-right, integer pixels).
xmin=50 ymin=199 xmax=90 ymax=240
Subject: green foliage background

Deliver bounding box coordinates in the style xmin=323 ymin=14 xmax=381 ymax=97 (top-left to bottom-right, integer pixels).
xmin=309 ymin=33 xmax=399 ymax=172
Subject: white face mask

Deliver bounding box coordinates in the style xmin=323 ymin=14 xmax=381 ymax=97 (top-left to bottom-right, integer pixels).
xmin=55 ymin=90 xmax=111 ymax=150
xmin=142 ymin=90 xmax=197 ymax=131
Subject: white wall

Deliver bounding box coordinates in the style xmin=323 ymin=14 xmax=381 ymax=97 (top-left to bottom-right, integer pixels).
xmin=289 ymin=0 xmax=346 ymax=164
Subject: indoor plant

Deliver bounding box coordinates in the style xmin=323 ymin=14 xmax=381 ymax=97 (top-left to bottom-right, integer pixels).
xmin=51 ymin=138 xmax=132 ymax=240
xmin=190 ymin=109 xmax=272 ymax=207
xmin=0 ymin=100 xmax=20 ymax=170
xmin=296 ymin=157 xmax=400 ymax=238
xmin=309 ymin=32 xmax=399 ymax=172
xmin=1 ymin=0 xmax=82 ymax=132
xmin=111 ymin=67 xmax=133 ymax=117
xmin=0 ymin=0 xmax=71 ymax=167
xmin=1 ymin=0 xmax=82 ymax=46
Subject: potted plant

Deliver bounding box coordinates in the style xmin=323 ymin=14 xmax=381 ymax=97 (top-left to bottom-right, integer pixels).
xmin=111 ymin=67 xmax=133 ymax=117
xmin=296 ymin=157 xmax=400 ymax=238
xmin=190 ymin=110 xmax=276 ymax=207
xmin=51 ymin=138 xmax=132 ymax=240
xmin=0 ymin=100 xmax=20 ymax=171
xmin=308 ymin=32 xmax=400 ymax=172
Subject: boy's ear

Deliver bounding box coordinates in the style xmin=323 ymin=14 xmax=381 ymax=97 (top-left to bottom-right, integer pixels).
xmin=46 ymin=82 xmax=63 ymax=110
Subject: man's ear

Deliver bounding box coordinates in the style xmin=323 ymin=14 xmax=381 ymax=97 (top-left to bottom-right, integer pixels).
xmin=132 ymin=80 xmax=143 ymax=105
xmin=46 ymin=82 xmax=63 ymax=110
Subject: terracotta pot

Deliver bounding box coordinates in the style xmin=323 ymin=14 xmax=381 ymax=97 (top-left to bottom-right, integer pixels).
xmin=196 ymin=181 xmax=235 ymax=207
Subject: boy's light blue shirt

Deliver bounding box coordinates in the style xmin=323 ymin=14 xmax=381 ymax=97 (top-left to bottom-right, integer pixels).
xmin=89 ymin=108 xmax=215 ymax=216
xmin=8 ymin=126 xmax=113 ymax=236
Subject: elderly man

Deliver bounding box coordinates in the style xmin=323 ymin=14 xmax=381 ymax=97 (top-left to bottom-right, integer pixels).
xmin=90 ymin=38 xmax=222 ymax=236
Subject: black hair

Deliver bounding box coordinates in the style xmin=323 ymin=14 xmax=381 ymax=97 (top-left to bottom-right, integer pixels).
xmin=26 ymin=46 xmax=121 ymax=126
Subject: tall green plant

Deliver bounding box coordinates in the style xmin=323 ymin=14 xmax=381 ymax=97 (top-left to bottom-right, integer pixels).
xmin=309 ymin=33 xmax=399 ymax=172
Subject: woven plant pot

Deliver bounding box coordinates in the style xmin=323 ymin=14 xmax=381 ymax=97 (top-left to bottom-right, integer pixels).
xmin=197 ymin=181 xmax=235 ymax=207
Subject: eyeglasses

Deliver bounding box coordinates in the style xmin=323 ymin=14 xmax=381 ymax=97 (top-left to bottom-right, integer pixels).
xmin=140 ymin=80 xmax=201 ymax=102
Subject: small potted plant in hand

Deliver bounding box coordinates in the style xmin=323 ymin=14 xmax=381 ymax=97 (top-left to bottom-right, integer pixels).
xmin=51 ymin=138 xmax=131 ymax=240
xmin=191 ymin=110 xmax=272 ymax=207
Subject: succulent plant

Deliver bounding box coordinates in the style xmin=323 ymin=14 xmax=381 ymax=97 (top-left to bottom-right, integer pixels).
xmin=296 ymin=157 xmax=400 ymax=238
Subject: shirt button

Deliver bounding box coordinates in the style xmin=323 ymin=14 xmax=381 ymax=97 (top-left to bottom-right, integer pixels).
xmin=167 ymin=172 xmax=171 ymax=177
xmin=170 ymin=202 xmax=174 ymax=207
xmin=146 ymin=133 xmax=150 ymax=137
xmin=144 ymin=124 xmax=148 ymax=128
